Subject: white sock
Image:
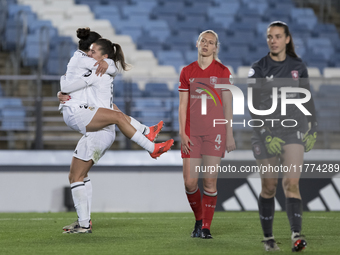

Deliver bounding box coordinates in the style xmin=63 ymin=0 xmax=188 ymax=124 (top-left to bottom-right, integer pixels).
xmin=71 ymin=182 xmax=89 ymax=228
xmin=130 ymin=117 xmax=149 ymax=135
xmin=131 ymin=131 xmax=154 ymax=153
xmin=84 ymin=177 xmax=92 ymax=221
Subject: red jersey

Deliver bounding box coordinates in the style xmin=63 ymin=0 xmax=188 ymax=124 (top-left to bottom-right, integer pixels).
xmin=178 ymin=60 xmax=233 ymax=136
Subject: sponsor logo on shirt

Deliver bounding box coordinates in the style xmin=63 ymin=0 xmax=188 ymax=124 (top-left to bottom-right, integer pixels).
xmin=266 ymin=75 xmax=274 ymax=82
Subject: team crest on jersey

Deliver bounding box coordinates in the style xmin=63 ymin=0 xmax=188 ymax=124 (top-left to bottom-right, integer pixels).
xmin=291 ymin=70 xmax=299 ymax=81
xmin=189 ymin=78 xmax=195 ymax=83
xmin=254 ymin=144 xmax=261 ymax=155
xmin=210 ymin=76 xmax=217 ymax=85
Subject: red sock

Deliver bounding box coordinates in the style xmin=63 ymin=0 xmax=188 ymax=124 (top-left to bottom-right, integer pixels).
xmin=186 ymin=187 xmax=202 ymax=221
xmin=202 ymin=190 xmax=218 ymax=230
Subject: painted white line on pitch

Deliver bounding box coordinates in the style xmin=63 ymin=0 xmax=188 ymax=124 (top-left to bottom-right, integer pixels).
xmin=0 ymin=215 xmax=338 ymax=221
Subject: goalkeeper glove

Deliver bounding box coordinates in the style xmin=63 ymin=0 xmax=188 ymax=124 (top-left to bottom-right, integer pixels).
xmin=303 ymin=122 xmax=317 ymax=152
xmin=260 ymin=127 xmax=285 ymax=155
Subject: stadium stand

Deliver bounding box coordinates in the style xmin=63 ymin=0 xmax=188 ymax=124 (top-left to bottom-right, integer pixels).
xmin=1 ymin=0 xmax=340 ymax=150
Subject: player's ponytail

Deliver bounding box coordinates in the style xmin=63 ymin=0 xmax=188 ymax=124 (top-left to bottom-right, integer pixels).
xmin=94 ymin=38 xmax=130 ymax=71
xmin=268 ymin=21 xmax=298 ymax=58
xmin=76 ymin=27 xmax=101 ymax=52
xmin=197 ymin=30 xmax=221 ymax=63
xmin=111 ymin=43 xmax=129 ymax=71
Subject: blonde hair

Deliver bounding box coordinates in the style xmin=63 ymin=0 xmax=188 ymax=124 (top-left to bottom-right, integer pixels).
xmin=197 ymin=30 xmax=221 ymax=62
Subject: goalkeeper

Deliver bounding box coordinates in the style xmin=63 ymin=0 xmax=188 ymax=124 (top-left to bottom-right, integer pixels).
xmin=247 ymin=21 xmax=317 ymax=252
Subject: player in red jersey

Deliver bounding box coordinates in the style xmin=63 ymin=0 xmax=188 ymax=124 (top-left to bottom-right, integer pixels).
xmin=178 ymin=30 xmax=236 ymax=239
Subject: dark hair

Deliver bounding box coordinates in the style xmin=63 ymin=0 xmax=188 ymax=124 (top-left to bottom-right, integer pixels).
xmin=94 ymin=38 xmax=129 ymax=71
xmin=76 ymin=27 xmax=101 ymax=52
xmin=268 ymin=21 xmax=298 ymax=58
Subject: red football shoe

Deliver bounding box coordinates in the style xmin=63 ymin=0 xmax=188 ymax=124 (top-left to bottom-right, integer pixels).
xmin=145 ymin=120 xmax=164 ymax=142
xmin=150 ymin=139 xmax=174 ymax=159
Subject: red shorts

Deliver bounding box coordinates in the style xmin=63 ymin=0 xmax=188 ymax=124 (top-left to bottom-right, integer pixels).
xmin=181 ymin=134 xmax=226 ymax=158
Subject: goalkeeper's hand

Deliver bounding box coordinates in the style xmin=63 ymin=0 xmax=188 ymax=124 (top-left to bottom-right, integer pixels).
xmin=303 ymin=122 xmax=317 ymax=152
xmin=260 ymin=128 xmax=285 ymax=155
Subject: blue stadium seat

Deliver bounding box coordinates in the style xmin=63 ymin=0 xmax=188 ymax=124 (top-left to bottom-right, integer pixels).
xmin=157 ymin=50 xmax=183 ymax=62
xmin=144 ymin=83 xmax=173 ymax=97
xmin=201 ymin=21 xmax=226 ymax=36
xmin=210 ymin=16 xmax=234 ymax=29
xmin=7 ymin=4 xmax=32 ymax=19
xmin=290 ymin=23 xmax=311 ymax=39
xmin=246 ymin=1 xmax=268 ymax=15
xmin=291 ymin=7 xmax=315 ymax=20
xmin=263 ymin=9 xmax=291 ymax=24
xmin=93 ymin=5 xmax=120 ymax=19
xmin=104 ymin=0 xmax=130 ymax=8
xmin=3 ymin=4 xmax=35 ymax=51
xmin=317 ymin=84 xmax=340 ymax=98
xmin=144 ymin=20 xmax=170 ymax=43
xmin=246 ymin=50 xmax=266 ymax=65
xmin=224 ymin=31 xmax=255 ymax=47
xmin=157 ymin=50 xmax=185 ymax=72
xmin=132 ymin=0 xmax=158 ymax=9
xmin=121 ymin=5 xmax=151 ymax=19
xmin=46 ymin=36 xmax=76 ymax=75
xmin=0 ymin=98 xmax=26 ymax=131
xmin=98 ymin=15 xmax=124 ymax=29
xmin=293 ymin=37 xmax=306 ymax=58
xmin=295 ymin=16 xmax=318 ymax=30
xmin=208 ymin=2 xmax=240 ymax=16
xmin=76 ymin=0 xmax=104 ymax=10
xmin=21 ymin=31 xmax=50 ymax=67
xmin=307 ymin=38 xmax=334 ymax=59
xmin=137 ymin=35 xmax=163 ymax=55
xmin=118 ymin=25 xmax=142 ymax=41
xmin=117 ymin=83 xmax=143 ymax=98
xmin=184 ymin=50 xmax=198 ymax=64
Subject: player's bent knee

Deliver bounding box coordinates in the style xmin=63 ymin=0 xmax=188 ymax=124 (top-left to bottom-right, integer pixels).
xmin=184 ymin=180 xmax=198 ymax=192
xmin=112 ymin=110 xmax=126 ymax=124
xmin=261 ymin=182 xmax=277 ymax=197
xmin=283 ymin=181 xmax=299 ymax=194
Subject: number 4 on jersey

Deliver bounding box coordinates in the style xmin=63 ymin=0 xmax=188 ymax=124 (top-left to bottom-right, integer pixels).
xmin=215 ymin=134 xmax=222 ymax=144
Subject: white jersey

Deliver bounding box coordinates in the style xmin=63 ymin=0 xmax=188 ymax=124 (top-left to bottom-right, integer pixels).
xmin=82 ymin=71 xmax=116 ymax=110
xmin=59 ymin=50 xmax=116 ymax=110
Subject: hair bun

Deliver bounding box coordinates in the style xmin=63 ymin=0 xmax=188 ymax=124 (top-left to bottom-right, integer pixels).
xmin=77 ymin=27 xmax=91 ymax=40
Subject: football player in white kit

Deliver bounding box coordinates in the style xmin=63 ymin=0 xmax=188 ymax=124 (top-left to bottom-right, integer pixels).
xmin=58 ymin=28 xmax=173 ymax=233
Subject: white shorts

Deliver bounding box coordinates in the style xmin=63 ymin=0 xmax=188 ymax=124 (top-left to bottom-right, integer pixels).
xmin=62 ymin=105 xmax=98 ymax=135
xmin=73 ymin=129 xmax=116 ymax=164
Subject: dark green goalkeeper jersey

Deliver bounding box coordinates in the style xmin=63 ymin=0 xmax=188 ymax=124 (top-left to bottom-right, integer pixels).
xmin=247 ymin=53 xmax=317 ymax=133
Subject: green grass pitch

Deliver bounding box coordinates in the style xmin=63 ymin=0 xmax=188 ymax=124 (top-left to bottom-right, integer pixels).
xmin=0 ymin=211 xmax=339 ymax=255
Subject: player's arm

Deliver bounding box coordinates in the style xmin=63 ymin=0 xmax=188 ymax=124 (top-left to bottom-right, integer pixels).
xmin=248 ymin=66 xmax=285 ymax=155
xmin=81 ymin=57 xmax=117 ymax=76
xmin=247 ymin=65 xmax=264 ymax=123
xmin=299 ymin=67 xmax=317 ymax=152
xmin=179 ymin=91 xmax=192 ymax=154
xmin=60 ymin=75 xmax=88 ymax=94
xmin=178 ymin=69 xmax=192 ymax=154
xmin=222 ymin=90 xmax=236 ymax=153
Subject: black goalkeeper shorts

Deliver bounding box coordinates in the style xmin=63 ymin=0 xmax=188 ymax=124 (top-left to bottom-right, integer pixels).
xmin=251 ymin=129 xmax=304 ymax=160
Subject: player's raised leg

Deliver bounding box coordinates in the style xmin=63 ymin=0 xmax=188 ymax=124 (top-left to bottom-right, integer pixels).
xmin=87 ymin=108 xmax=173 ymax=158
